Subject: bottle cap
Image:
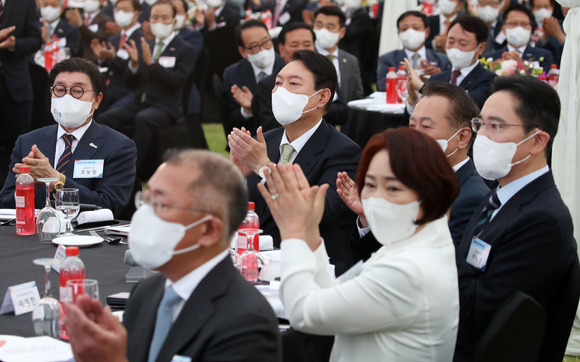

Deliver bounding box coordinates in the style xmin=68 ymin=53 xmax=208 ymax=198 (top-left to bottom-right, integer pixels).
xmin=248 ymin=202 xmax=255 ymax=210
xmin=389 ymin=67 xmax=395 ymax=71
xmin=66 ymin=246 xmax=80 ymax=256
xmin=19 ymin=166 xmax=30 ymax=173
xmin=551 ymin=64 xmax=557 ymax=69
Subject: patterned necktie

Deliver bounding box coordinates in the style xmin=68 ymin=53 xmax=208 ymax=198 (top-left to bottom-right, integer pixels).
xmin=411 ymin=53 xmax=421 ymax=69
xmin=280 ymin=144 xmax=295 ymax=165
xmin=326 ymin=54 xmax=335 ymax=62
xmin=472 ymin=192 xmax=501 ymax=237
xmin=451 ymin=69 xmax=461 ymax=86
xmin=118 ymin=32 xmax=127 ymax=51
xmin=153 ymin=41 xmax=165 ymax=62
xmin=257 ymin=71 xmax=266 ymax=82
xmin=56 ymin=134 xmax=75 ymax=173
xmin=148 ymin=286 xmax=182 ymax=362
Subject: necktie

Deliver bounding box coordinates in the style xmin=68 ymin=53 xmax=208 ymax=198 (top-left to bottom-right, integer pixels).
xmin=56 ymin=134 xmax=75 ymax=173
xmin=0 ymin=1 xmax=5 ymax=24
xmin=450 ymin=69 xmax=461 ymax=86
xmin=326 ymin=54 xmax=335 ymax=62
xmin=148 ymin=286 xmax=182 ymax=362
xmin=472 ymin=192 xmax=501 ymax=237
xmin=85 ymin=14 xmax=91 ymax=26
xmin=411 ymin=53 xmax=421 ymax=69
xmin=257 ymin=71 xmax=266 ymax=82
xmin=444 ymin=19 xmax=450 ymax=34
xmin=273 ymin=0 xmax=283 ymax=26
xmin=118 ymin=33 xmax=127 ymax=51
xmin=47 ymin=24 xmax=53 ymax=37
xmin=280 ymin=144 xmax=295 ymax=165
xmin=153 ymin=41 xmax=165 ymax=62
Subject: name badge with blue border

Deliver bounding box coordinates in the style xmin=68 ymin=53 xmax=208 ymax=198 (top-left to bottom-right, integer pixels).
xmin=466 ymin=237 xmax=492 ymax=271
xmin=73 ymin=159 xmax=104 ymax=179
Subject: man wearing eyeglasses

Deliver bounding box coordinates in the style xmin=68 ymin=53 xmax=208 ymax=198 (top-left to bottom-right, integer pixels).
xmin=0 ymin=57 xmax=137 ymax=217
xmin=483 ymin=4 xmax=554 ymax=72
xmin=65 ymin=150 xmax=282 ymax=362
xmin=222 ymin=20 xmax=284 ymax=136
xmin=454 ymin=75 xmax=580 ymax=361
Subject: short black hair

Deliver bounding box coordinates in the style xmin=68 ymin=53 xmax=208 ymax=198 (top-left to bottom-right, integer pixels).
xmin=49 ymin=57 xmax=104 ymax=95
xmin=422 ymin=82 xmax=479 ymax=130
xmin=235 ymin=19 xmax=269 ymax=48
xmin=151 ymin=1 xmax=176 ymax=18
xmin=503 ymin=4 xmax=534 ymax=23
xmin=314 ymin=5 xmax=346 ymax=28
xmin=396 ymin=10 xmax=428 ymax=30
xmin=492 ymin=75 xmax=560 ymax=154
xmin=449 ymin=15 xmax=489 ymax=44
xmin=291 ymin=50 xmax=337 ymax=112
xmin=171 ymin=0 xmax=189 ymax=14
xmin=278 ymin=22 xmax=316 ymax=45
xmin=115 ymin=0 xmax=141 ymax=12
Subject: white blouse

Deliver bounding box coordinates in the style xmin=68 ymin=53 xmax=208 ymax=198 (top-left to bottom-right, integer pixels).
xmin=280 ymin=216 xmax=459 ymax=362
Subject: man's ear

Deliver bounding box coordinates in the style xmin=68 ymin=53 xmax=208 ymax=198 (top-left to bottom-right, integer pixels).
xmin=196 ymin=217 xmax=225 ymax=247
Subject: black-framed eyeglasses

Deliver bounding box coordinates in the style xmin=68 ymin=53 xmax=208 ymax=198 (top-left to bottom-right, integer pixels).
xmin=134 ymin=191 xmax=215 ymax=216
xmin=245 ymin=39 xmax=273 ymax=54
xmin=470 ymin=117 xmax=528 ymax=134
xmin=50 ymin=85 xmax=94 ymax=99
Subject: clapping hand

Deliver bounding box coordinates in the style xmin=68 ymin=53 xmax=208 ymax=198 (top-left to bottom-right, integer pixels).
xmin=140 ymin=37 xmax=152 ymax=65
xmin=14 ymin=145 xmax=60 ymax=182
xmin=402 ymin=57 xmax=422 ymax=107
xmin=125 ymin=39 xmax=139 ymax=67
xmin=231 ymin=85 xmax=254 ymax=113
xmin=91 ymin=39 xmax=116 ymax=60
xmin=336 ymin=172 xmax=368 ymax=227
xmin=228 ymin=126 xmax=269 ymax=176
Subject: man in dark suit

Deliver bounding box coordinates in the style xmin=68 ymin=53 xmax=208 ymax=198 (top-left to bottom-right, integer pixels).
xmin=223 ymin=20 xmax=284 ymax=136
xmin=377 ymin=10 xmax=450 ymax=92
xmin=454 ymin=75 xmax=580 ymax=362
xmin=483 ymin=5 xmax=554 ymax=72
xmin=98 ymin=1 xmax=196 ymax=172
xmin=40 ymin=0 xmax=81 ymax=56
xmin=0 ymin=58 xmax=136 ymax=217
xmin=426 ymin=0 xmax=464 ymax=52
xmin=408 ymin=16 xmax=496 ymax=110
xmin=64 ymin=2 xmax=112 ymax=63
xmin=0 ymin=0 xmax=42 ymax=185
xmin=475 ymin=0 xmax=506 ymax=53
xmin=229 ymin=50 xmax=361 ymax=276
xmin=65 ymin=150 xmax=281 ymax=362
xmin=194 ymin=0 xmax=241 ymax=33
xmin=251 ymin=0 xmax=307 ymax=27
xmin=530 ymin=0 xmax=565 ymax=66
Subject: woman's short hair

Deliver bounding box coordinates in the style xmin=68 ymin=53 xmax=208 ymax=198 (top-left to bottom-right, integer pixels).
xmin=356 ymin=128 xmax=460 ymax=225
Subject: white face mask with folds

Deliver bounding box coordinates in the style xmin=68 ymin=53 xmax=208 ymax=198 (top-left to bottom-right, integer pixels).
xmin=51 ymin=95 xmax=95 ymax=129
xmin=361 ymin=197 xmax=421 ymax=245
xmin=505 ymin=26 xmax=531 ymax=48
xmin=271 ymin=87 xmax=322 ymax=126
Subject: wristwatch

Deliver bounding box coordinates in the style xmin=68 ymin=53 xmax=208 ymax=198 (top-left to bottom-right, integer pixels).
xmin=53 ymin=174 xmax=66 ymax=191
xmin=258 ymin=164 xmax=272 ymax=179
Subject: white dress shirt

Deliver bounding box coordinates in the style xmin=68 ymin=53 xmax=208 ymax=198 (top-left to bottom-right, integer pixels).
xmin=54 ymin=121 xmax=92 ymax=168
xmin=453 ymin=60 xmax=479 ymax=85
xmin=278 ymin=119 xmax=322 ymax=164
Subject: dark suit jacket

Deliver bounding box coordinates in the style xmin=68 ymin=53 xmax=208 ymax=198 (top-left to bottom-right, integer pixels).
xmin=0 ymin=0 xmax=42 ymax=103
xmin=483 ymin=17 xmax=506 ymax=54
xmin=105 ymin=28 xmax=145 ymax=105
xmin=252 ymin=0 xmax=306 ymax=26
xmin=454 ymin=171 xmax=580 ymax=362
xmin=337 ymin=49 xmax=364 ymax=102
xmin=252 ymin=73 xmax=278 ymax=132
xmin=0 ymin=121 xmax=137 ymax=217
xmin=200 ymin=2 xmax=241 ymax=33
xmin=51 ymin=19 xmax=81 ymax=56
xmin=79 ymin=11 xmax=111 ymax=63
xmin=429 ymin=62 xmax=497 ymax=110
xmin=376 ymin=48 xmax=450 ymax=91
xmin=126 ymin=36 xmax=196 ymax=120
xmin=178 ymin=27 xmax=204 ymax=115
xmin=102 ymin=2 xmax=150 ymax=24
xmin=222 ymin=56 xmax=285 ymax=135
xmin=247 ymin=121 xmax=362 ymax=275
xmin=484 ymin=45 xmax=554 ymax=74
xmin=124 ymin=256 xmax=282 ymax=362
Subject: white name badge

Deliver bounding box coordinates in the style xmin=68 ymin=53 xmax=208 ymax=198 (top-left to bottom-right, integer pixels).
xmin=279 ymin=12 xmax=291 ymax=25
xmin=466 ymin=237 xmax=492 ymax=271
xmin=117 ymin=48 xmax=129 ymax=60
xmin=73 ymin=159 xmax=104 ymax=178
xmin=495 ymin=30 xmax=506 ymax=45
xmin=0 ymin=281 xmax=40 ymax=316
xmin=88 ymin=24 xmax=99 ymax=33
xmin=158 ymin=56 xmax=176 ymax=68
xmin=57 ymin=38 xmax=67 ymax=47
xmin=171 ymin=356 xmax=192 ymax=362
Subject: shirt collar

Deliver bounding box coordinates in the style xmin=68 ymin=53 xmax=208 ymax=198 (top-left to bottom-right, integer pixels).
xmin=315 ymin=44 xmax=338 ymax=58
xmin=123 ymin=22 xmax=141 ymax=38
xmin=454 ymin=59 xmax=479 ymax=76
xmin=214 ymin=4 xmax=225 ymax=16
xmin=507 ymin=44 xmax=527 ymax=54
xmin=249 ymin=57 xmax=275 ymax=79
xmin=155 ymin=30 xmax=176 ymax=47
xmin=452 ymin=156 xmax=470 ymax=172
xmin=57 ymin=120 xmax=93 ymax=142
xmin=47 ymin=18 xmax=61 ymax=28
xmin=404 ymin=45 xmax=427 ymax=60
xmin=496 ymin=165 xmax=549 ymax=210
xmin=279 ymin=119 xmax=323 ymax=162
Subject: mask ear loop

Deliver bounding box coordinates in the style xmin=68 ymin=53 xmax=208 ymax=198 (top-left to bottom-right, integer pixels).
xmin=509 ymin=130 xmax=541 ymax=167
xmin=302 ymin=88 xmax=324 ymax=114
xmin=172 ymin=215 xmax=213 ymax=255
xmin=444 ymin=127 xmax=465 ymax=158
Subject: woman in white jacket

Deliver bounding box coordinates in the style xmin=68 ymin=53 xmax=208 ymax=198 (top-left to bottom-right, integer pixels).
xmin=258 ymin=127 xmax=461 ymax=362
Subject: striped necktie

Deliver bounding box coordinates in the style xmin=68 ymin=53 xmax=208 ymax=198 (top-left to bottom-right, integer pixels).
xmin=472 ymin=192 xmax=501 ymax=237
xmin=56 ymin=134 xmax=75 ymax=173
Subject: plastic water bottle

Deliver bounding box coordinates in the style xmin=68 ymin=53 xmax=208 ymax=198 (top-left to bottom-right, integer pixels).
xmin=396 ymin=66 xmax=407 ymax=103
xmin=386 ymin=67 xmax=399 ymax=104
xmin=237 ymin=202 xmax=260 ymax=255
xmin=548 ymin=64 xmax=559 ymax=89
xmin=59 ymin=247 xmax=85 ymax=340
xmin=15 ymin=166 xmax=35 ymax=235
xmin=422 ymin=0 xmax=434 ymax=15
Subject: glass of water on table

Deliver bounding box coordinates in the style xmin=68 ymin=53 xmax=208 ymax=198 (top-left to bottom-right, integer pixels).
xmin=56 ymin=188 xmax=80 ymax=237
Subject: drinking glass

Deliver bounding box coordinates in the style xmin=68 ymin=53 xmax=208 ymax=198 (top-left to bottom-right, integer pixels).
xmin=56 ymin=188 xmax=80 ymax=237
xmin=238 ymin=229 xmax=264 ymax=282
xmin=64 ymin=279 xmax=100 ymax=303
xmin=36 ymin=178 xmax=61 ymax=242
xmin=396 ymin=79 xmax=408 ymax=104
xmin=31 ymin=258 xmax=62 ymax=337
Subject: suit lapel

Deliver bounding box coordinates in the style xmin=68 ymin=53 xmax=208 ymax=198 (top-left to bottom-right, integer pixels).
xmin=459 ymin=63 xmax=484 ymax=90
xmin=292 ymin=121 xmax=328 ymax=177
xmin=455 ymin=159 xmax=475 ymax=187
xmin=36 ymin=126 xmax=59 ymax=167
xmin=63 ymin=122 xmax=103 ymax=176
xmin=132 ymin=276 xmax=165 ymax=362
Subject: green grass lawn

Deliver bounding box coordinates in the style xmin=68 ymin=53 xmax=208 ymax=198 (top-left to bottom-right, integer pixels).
xmin=565 ymin=356 xmax=580 ymax=361
xmin=202 ymin=123 xmax=228 ymax=157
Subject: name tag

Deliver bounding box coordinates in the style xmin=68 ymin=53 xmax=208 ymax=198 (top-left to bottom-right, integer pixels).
xmin=117 ymin=48 xmax=129 ymax=60
xmin=88 ymin=24 xmax=99 ymax=33
xmin=279 ymin=12 xmax=291 ymax=25
xmin=0 ymin=281 xmax=40 ymax=316
xmin=73 ymin=159 xmax=104 ymax=179
xmin=495 ymin=30 xmax=506 ymax=45
xmin=171 ymin=356 xmax=192 ymax=362
xmin=466 ymin=237 xmax=492 ymax=271
xmin=158 ymin=56 xmax=176 ymax=68
xmin=57 ymin=38 xmax=67 ymax=47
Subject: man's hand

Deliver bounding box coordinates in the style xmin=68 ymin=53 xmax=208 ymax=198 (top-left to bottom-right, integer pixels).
xmin=91 ymin=39 xmax=116 ymax=60
xmin=105 ymin=21 xmax=122 ymax=36
xmin=433 ymin=33 xmax=447 ymax=52
xmin=140 ymin=37 xmax=153 ymax=66
xmin=205 ymin=8 xmax=217 ymax=29
xmin=0 ymin=26 xmax=16 ymax=50
xmin=419 ymin=59 xmax=442 ymax=76
xmin=14 ymin=145 xmax=60 ymax=183
xmin=65 ymin=295 xmax=128 ymax=362
xmin=231 ymin=85 xmax=254 ymax=114
xmin=501 ymin=50 xmax=522 ymax=62
xmin=543 ymin=17 xmax=566 ymax=44
xmin=194 ymin=8 xmax=206 ymax=28
xmin=0 ymin=26 xmax=15 ymax=42
xmin=41 ymin=23 xmax=51 ymax=43
xmin=141 ymin=21 xmax=155 ymax=41
xmin=125 ymin=39 xmax=139 ymax=67
xmin=65 ymin=8 xmax=83 ymax=27
xmin=402 ymin=57 xmax=423 ymax=107
xmin=228 ymin=126 xmax=269 ymax=175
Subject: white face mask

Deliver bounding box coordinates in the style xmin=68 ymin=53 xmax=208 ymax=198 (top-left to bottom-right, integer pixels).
xmin=446 ymin=47 xmax=477 ymax=69
xmin=439 ymin=0 xmax=458 ymax=15
xmin=41 ymin=6 xmax=61 ymax=23
xmin=505 ymin=26 xmax=531 ymax=48
xmin=533 ymin=8 xmax=553 ymax=26
xmin=84 ymin=0 xmax=100 ymax=14
xmin=207 ymin=0 xmax=222 ymax=8
xmin=399 ymin=28 xmax=426 ymax=51
xmin=436 ymin=128 xmax=462 ymax=157
xmin=473 ymin=132 xmax=539 ymax=180
xmin=151 ymin=22 xmax=174 ymax=40
xmin=314 ymin=28 xmax=341 ymax=50
xmin=361 ymin=197 xmax=421 ymax=245
xmin=128 ymin=204 xmax=212 ymax=270
xmin=114 ymin=10 xmax=134 ymax=28
xmin=109 ymin=0 xmax=118 ymax=4
xmin=272 ymin=86 xmax=322 ymax=126
xmin=175 ymin=14 xmax=186 ymax=29
xmin=247 ymin=47 xmax=275 ymax=69
xmin=343 ymin=0 xmax=361 ymax=10
xmin=51 ymin=95 xmax=95 ymax=129
xmin=477 ymin=5 xmax=500 ymax=23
